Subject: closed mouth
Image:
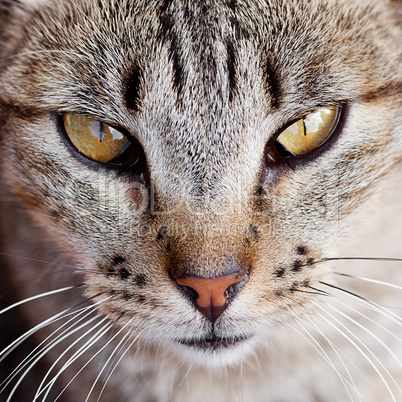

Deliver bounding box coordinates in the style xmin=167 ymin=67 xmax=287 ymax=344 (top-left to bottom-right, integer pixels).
xmin=177 ymin=334 xmax=250 ymax=350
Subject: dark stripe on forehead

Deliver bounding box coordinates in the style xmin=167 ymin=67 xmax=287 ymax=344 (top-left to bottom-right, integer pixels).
xmin=264 ymin=57 xmax=281 ymax=110
xmin=158 ymin=1 xmax=184 ymax=100
xmin=124 ymin=65 xmax=142 ymax=112
xmin=226 ymin=40 xmax=237 ymax=103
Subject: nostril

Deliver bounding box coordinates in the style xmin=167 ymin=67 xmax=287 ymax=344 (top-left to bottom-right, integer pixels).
xmin=225 ymin=271 xmax=249 ymax=302
xmin=178 ymin=282 xmax=199 ymax=301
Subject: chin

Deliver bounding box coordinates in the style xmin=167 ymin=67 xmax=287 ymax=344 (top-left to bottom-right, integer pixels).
xmin=165 ymin=334 xmax=257 ymax=368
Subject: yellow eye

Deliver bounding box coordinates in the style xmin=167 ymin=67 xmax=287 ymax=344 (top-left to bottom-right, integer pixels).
xmin=276 ymin=106 xmax=341 ymax=156
xmin=62 ymin=114 xmax=129 ymax=163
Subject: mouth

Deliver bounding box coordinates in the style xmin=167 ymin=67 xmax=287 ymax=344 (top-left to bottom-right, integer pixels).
xmin=177 ymin=334 xmax=251 ymax=351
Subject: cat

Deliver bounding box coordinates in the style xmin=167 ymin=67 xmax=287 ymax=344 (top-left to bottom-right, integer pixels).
xmin=0 ymin=0 xmax=401 ymax=400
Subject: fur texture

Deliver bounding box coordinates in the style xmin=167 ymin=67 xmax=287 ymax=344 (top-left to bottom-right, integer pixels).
xmin=0 ymin=0 xmax=401 ymax=401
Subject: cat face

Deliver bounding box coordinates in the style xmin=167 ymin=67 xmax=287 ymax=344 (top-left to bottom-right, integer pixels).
xmin=0 ymin=0 xmax=401 ymax=367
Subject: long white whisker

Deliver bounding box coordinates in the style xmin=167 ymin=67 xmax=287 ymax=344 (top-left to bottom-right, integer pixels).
xmin=95 ymin=327 xmax=147 ymax=402
xmin=0 ymin=286 xmax=81 ymax=316
xmin=33 ymin=302 xmax=112 ymax=399
xmin=289 ymin=317 xmax=359 ymax=400
xmin=1 ymin=302 xmax=100 ymax=392
xmin=334 ymin=272 xmax=402 ymax=292
xmin=1 ymin=299 xmax=92 ymax=364
xmin=5 ymin=309 xmax=110 ymax=402
xmin=84 ymin=318 xmax=137 ymax=401
xmin=33 ymin=316 xmax=106 ymax=400
xmin=318 ymin=283 xmax=402 ymax=325
xmin=313 ymin=303 xmax=397 ymax=402
xmin=40 ymin=318 xmax=114 ymax=401
xmin=325 ymin=304 xmax=402 ymax=390
xmin=282 ymin=300 xmax=360 ymax=399
xmin=331 ymin=298 xmax=401 ymax=341
xmin=5 ymin=315 xmax=109 ymax=402
xmin=0 ymin=252 xmax=117 ymax=277
xmin=52 ymin=317 xmax=141 ymax=401
xmin=0 ymin=293 xmax=107 ymax=363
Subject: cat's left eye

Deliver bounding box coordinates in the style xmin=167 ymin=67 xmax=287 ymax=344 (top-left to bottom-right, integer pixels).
xmin=61 ymin=114 xmax=145 ymax=169
xmin=270 ymin=105 xmax=342 ymax=160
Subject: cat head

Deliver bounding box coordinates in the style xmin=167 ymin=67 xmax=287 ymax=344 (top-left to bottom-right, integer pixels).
xmin=0 ymin=0 xmax=401 ymax=366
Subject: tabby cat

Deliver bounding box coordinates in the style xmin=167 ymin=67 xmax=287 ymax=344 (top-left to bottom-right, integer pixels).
xmin=0 ymin=0 xmax=401 ymax=401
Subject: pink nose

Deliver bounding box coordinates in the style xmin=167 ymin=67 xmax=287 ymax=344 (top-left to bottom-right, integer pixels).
xmin=176 ymin=273 xmax=246 ymax=322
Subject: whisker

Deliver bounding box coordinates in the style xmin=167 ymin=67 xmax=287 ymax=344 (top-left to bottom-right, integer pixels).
xmin=323 ymin=257 xmax=402 ymax=263
xmin=32 ymin=300 xmax=114 ymax=397
xmin=0 ymin=285 xmax=84 ymax=316
xmin=287 ymin=303 xmax=362 ymax=399
xmin=84 ymin=318 xmax=137 ymax=401
xmin=34 ymin=315 xmax=113 ymax=400
xmin=177 ymin=358 xmax=195 ymax=391
xmin=334 ymin=272 xmax=402 ymax=292
xmin=5 ymin=314 xmax=111 ymax=402
xmin=313 ymin=303 xmax=398 ymax=402
xmin=292 ymin=289 xmax=328 ymax=296
xmin=50 ymin=316 xmax=136 ymax=402
xmin=307 ymin=286 xmax=331 ymax=296
xmin=264 ymin=256 xmax=402 ymax=275
xmin=326 ymin=303 xmax=402 ymax=374
xmin=0 ymin=252 xmax=119 ymax=278
xmin=331 ymin=298 xmax=401 ymax=341
xmin=39 ymin=317 xmax=115 ymax=401
xmin=319 ymin=281 xmax=369 ymax=303
xmin=94 ymin=326 xmax=146 ymax=402
xmin=1 ymin=303 xmax=100 ymax=391
xmin=288 ymin=319 xmax=359 ymax=401
xmin=277 ymin=298 xmax=359 ymax=398
xmin=1 ymin=296 xmax=111 ymax=397
xmin=319 ymin=282 xmax=402 ymax=325
xmin=0 ymin=292 xmax=106 ymax=362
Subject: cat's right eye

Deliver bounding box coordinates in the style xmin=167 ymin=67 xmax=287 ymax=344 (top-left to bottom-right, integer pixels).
xmin=61 ymin=114 xmax=145 ymax=170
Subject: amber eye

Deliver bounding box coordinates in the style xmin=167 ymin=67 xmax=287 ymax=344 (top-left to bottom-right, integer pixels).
xmin=62 ymin=114 xmax=144 ymax=169
xmin=274 ymin=106 xmax=342 ymax=158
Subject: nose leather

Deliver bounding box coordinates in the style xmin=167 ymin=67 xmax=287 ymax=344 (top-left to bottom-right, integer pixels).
xmin=176 ymin=273 xmax=245 ymax=322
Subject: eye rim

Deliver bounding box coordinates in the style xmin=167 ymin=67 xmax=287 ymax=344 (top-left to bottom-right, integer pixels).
xmin=266 ymin=103 xmax=345 ymax=164
xmin=56 ymin=113 xmax=147 ymax=176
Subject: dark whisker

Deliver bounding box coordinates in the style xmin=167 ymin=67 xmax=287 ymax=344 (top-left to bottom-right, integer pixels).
xmin=292 ymin=289 xmax=328 ymax=296
xmin=307 ymin=286 xmax=331 ymax=296
xmin=319 ymin=281 xmax=370 ymax=303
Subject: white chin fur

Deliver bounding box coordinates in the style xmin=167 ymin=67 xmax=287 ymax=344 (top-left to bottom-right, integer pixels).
xmin=166 ymin=339 xmax=257 ymax=368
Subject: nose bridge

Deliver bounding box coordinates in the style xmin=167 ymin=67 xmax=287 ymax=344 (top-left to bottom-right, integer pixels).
xmin=169 ymin=225 xmax=249 ymax=322
xmin=151 ymin=141 xmax=256 ymax=220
